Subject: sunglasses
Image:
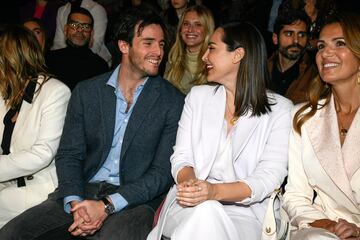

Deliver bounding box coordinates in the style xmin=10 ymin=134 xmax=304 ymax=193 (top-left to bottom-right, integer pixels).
xmin=67 ymin=21 xmax=92 ymax=32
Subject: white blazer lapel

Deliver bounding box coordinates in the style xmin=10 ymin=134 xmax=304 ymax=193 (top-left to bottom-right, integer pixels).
xmin=232 ymin=113 xmax=261 ymax=162
xmin=196 ymin=86 xmax=226 ymax=180
xmin=342 ymin=109 xmax=360 ymax=179
xmin=302 ymin=136 xmax=360 ymax=213
xmin=305 ymin=96 xmax=356 ymax=203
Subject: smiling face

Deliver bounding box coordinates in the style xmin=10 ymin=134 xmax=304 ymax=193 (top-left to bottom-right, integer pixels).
xmin=201 ymin=28 xmax=240 ymax=84
xmin=121 ymin=23 xmax=165 ymax=78
xmin=316 ymin=23 xmax=360 ymax=85
xmin=180 ymin=11 xmax=206 ymax=52
xmin=64 ymin=13 xmax=93 ymax=47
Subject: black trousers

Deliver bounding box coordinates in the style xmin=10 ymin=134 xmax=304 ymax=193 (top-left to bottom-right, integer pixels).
xmin=0 ymin=183 xmax=154 ymax=240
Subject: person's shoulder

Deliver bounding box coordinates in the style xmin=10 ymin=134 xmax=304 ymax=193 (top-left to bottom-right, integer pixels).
xmin=152 ymin=75 xmax=184 ymax=99
xmin=267 ymin=91 xmax=294 ymax=112
xmin=187 ymin=84 xmax=219 ymax=99
xmin=89 ymin=51 xmax=108 ymax=68
xmin=38 ymin=76 xmax=71 ymax=96
xmin=47 ymin=48 xmax=68 ymax=59
xmin=74 ymin=71 xmax=112 ymax=91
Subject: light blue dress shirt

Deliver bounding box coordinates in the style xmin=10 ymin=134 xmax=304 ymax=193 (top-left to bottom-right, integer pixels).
xmin=64 ymin=65 xmax=148 ymax=213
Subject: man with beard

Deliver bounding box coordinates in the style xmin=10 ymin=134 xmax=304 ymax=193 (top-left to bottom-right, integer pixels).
xmin=268 ymin=9 xmax=318 ymax=104
xmin=46 ymin=7 xmax=108 ymax=90
xmin=0 ymin=7 xmax=184 ymax=240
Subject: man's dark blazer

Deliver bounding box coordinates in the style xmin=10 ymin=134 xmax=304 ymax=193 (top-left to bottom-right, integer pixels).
xmin=55 ymin=71 xmax=184 ymax=211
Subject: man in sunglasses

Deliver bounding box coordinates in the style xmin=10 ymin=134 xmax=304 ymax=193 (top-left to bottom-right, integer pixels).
xmin=46 ymin=7 xmax=108 ymax=90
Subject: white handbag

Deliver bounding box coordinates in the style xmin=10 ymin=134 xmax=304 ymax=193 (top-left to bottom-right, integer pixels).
xmin=261 ymin=189 xmax=290 ymax=240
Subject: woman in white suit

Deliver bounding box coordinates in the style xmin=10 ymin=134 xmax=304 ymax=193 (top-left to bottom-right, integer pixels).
xmin=0 ymin=25 xmax=71 ymax=228
xmin=283 ymin=13 xmax=360 ymax=239
xmin=148 ymin=22 xmax=292 ymax=240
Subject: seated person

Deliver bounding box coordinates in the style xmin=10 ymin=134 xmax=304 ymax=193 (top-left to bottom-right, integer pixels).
xmin=22 ymin=18 xmax=47 ymax=52
xmin=283 ymin=12 xmax=360 ymax=240
xmin=52 ymin=0 xmax=112 ymax=66
xmin=0 ymin=7 xmax=184 ymax=240
xmin=164 ymin=5 xmax=214 ymax=94
xmin=268 ymin=9 xmax=318 ymax=104
xmin=149 ymin=22 xmax=292 ymax=240
xmin=46 ymin=7 xmax=108 ymax=90
xmin=19 ymin=0 xmax=61 ymax=43
xmin=0 ymin=25 xmax=70 ymax=228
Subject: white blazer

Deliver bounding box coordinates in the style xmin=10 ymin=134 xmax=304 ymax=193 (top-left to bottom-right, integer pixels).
xmin=283 ymin=95 xmax=360 ymax=231
xmin=0 ymin=77 xmax=70 ymax=228
xmin=52 ymin=0 xmax=111 ymax=65
xmin=171 ymin=85 xmax=293 ymax=222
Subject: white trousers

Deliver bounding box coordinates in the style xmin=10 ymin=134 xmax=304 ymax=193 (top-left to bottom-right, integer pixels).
xmin=162 ymin=200 xmax=261 ymax=240
xmin=292 ymin=227 xmax=340 ymax=240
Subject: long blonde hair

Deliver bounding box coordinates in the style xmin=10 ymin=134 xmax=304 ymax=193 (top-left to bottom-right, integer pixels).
xmin=0 ymin=25 xmax=49 ymax=109
xmin=293 ymin=12 xmax=360 ymax=134
xmin=165 ymin=5 xmax=214 ymax=90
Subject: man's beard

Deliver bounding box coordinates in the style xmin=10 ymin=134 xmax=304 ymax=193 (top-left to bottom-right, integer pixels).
xmin=279 ymin=43 xmax=306 ymax=60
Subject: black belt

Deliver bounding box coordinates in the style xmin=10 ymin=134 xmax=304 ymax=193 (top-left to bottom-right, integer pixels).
xmin=17 ymin=177 xmax=25 ymax=187
xmin=16 ymin=175 xmax=33 ymax=187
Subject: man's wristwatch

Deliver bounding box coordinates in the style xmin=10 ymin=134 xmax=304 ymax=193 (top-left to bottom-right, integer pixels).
xmin=101 ymin=197 xmax=115 ymax=215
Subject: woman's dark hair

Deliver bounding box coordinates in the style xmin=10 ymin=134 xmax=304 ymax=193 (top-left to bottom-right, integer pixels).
xmin=221 ymin=22 xmax=272 ymax=117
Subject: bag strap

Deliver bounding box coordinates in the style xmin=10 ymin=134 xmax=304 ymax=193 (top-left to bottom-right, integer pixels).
xmin=262 ymin=189 xmax=281 ymax=240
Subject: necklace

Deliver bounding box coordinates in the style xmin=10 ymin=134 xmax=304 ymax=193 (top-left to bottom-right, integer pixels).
xmin=337 ymin=112 xmax=349 ymax=137
xmin=226 ymin=103 xmax=239 ymax=126
xmin=339 ymin=126 xmax=348 ymax=137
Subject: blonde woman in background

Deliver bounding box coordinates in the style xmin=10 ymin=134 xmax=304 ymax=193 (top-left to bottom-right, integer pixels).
xmin=283 ymin=12 xmax=360 ymax=239
xmin=165 ymin=5 xmax=214 ymax=94
xmin=0 ymin=25 xmax=70 ymax=228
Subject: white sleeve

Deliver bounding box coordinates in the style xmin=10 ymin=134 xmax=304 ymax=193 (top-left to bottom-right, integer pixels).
xmin=89 ymin=4 xmax=107 ymax=54
xmin=170 ymin=90 xmax=195 ymax=183
xmin=0 ymin=83 xmax=71 ymax=181
xmin=51 ymin=5 xmax=68 ymax=50
xmin=238 ymin=102 xmax=292 ymax=204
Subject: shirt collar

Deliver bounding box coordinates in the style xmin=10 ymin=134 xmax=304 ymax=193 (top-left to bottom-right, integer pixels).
xmin=106 ymin=65 xmax=149 ymax=91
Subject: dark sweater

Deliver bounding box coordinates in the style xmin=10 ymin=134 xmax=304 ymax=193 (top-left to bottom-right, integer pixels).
xmin=46 ymin=46 xmax=109 ymax=90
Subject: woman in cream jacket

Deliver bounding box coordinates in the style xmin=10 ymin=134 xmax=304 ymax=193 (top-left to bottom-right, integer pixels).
xmin=283 ymin=13 xmax=360 ymax=239
xmin=0 ymin=25 xmax=70 ymax=228
xmin=149 ymin=22 xmax=292 ymax=240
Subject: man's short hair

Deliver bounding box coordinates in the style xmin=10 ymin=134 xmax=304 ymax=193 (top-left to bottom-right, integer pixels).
xmin=273 ymin=9 xmax=311 ymax=35
xmin=67 ymin=7 xmax=94 ymax=26
xmin=112 ymin=7 xmax=167 ymax=46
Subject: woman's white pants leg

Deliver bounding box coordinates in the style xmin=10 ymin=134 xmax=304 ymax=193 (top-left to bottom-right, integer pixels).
xmin=163 ymin=200 xmax=261 ymax=240
xmin=292 ymin=227 xmax=340 ymax=240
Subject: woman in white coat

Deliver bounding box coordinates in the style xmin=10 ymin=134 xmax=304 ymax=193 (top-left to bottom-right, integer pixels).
xmin=149 ymin=22 xmax=292 ymax=240
xmin=283 ymin=12 xmax=360 ymax=240
xmin=0 ymin=25 xmax=71 ymax=228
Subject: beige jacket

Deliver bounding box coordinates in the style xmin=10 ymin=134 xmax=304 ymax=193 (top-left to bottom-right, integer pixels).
xmin=283 ymin=95 xmax=360 ymax=231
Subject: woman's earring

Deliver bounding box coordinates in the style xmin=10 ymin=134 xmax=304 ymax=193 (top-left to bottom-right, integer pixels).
xmin=357 ymin=72 xmax=360 ymax=85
